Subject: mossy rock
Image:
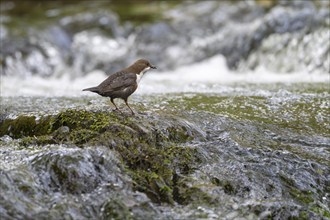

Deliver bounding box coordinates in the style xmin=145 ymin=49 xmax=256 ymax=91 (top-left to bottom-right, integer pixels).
xmin=0 ymin=115 xmax=53 ymax=138
xmin=211 ymin=177 xmax=237 ymax=195
xmin=121 ymin=145 xmax=201 ymax=204
xmin=0 ymin=109 xmax=211 ymax=205
xmin=173 ymin=176 xmax=216 ymax=205
xmin=132 ymin=170 xmax=174 ymax=204
xmin=95 ymin=130 xmax=205 ymax=205
xmin=100 ymin=199 xmax=132 ymax=220
xmin=0 ymin=115 xmax=35 ymax=138
xmin=51 ymin=109 xmax=117 ymax=132
xmin=20 ymin=135 xmax=55 ymax=146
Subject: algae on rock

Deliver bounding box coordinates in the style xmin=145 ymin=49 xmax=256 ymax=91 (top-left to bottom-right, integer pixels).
xmin=0 ymin=109 xmax=210 ymax=205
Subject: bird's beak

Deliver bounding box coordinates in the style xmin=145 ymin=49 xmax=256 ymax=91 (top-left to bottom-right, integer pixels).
xmin=150 ymin=64 xmax=157 ymax=69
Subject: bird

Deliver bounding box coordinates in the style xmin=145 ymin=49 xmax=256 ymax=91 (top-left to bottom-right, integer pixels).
xmin=83 ymin=59 xmax=156 ymax=115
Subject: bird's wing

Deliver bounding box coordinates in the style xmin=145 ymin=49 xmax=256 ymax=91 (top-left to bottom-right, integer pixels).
xmin=98 ymin=71 xmax=137 ymax=93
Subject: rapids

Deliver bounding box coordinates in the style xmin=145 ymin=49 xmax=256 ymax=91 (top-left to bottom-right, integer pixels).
xmin=0 ymin=1 xmax=329 ymax=219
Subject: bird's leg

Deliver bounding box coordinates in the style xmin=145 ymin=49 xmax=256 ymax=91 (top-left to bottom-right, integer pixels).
xmin=124 ymin=99 xmax=135 ymax=115
xmin=110 ymin=98 xmax=122 ymax=113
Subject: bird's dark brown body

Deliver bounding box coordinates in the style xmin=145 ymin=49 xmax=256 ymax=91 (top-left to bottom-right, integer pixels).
xmin=83 ymin=59 xmax=156 ymax=114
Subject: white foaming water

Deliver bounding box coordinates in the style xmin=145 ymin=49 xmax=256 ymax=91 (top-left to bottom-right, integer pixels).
xmin=1 ymin=55 xmax=329 ymax=97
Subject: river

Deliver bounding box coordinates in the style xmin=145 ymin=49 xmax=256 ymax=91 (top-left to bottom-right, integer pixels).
xmin=0 ymin=1 xmax=329 ymax=219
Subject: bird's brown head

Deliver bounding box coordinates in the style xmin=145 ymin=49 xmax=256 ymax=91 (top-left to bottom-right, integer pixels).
xmin=128 ymin=59 xmax=156 ymax=74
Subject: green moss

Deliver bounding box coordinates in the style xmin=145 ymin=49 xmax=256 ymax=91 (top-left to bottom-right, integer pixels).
xmin=210 ymin=177 xmax=236 ymax=195
xmin=289 ymin=189 xmax=314 ymax=205
xmin=164 ymin=88 xmax=329 ymax=138
xmin=279 ymin=174 xmax=315 ymax=205
xmin=0 ymin=115 xmax=36 ymax=138
xmin=69 ymin=129 xmax=98 ymax=146
xmin=0 ymin=109 xmax=209 ymax=205
xmin=20 ymin=135 xmax=55 ymax=146
xmin=114 ymin=142 xmax=201 ymax=204
xmin=279 ymin=174 xmax=296 ymax=187
xmin=51 ymin=162 xmax=68 ymax=184
xmin=173 ymin=179 xmax=216 ymax=205
xmin=92 ymin=123 xmax=202 ymax=204
xmin=310 ymin=204 xmax=330 ymax=218
xmin=0 ymin=115 xmax=54 ymax=138
xmin=298 ymin=211 xmax=309 ymax=220
xmin=132 ymin=170 xmax=174 ymax=204
xmin=223 ymin=181 xmax=236 ymax=195
xmin=34 ymin=116 xmax=53 ymax=136
xmin=166 ymin=126 xmax=194 ymax=143
xmin=53 ymin=109 xmax=130 ymax=131
xmin=100 ymin=199 xmax=132 ymax=220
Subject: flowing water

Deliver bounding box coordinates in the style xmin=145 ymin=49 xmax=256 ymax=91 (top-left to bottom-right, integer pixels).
xmin=0 ymin=1 xmax=329 ymax=219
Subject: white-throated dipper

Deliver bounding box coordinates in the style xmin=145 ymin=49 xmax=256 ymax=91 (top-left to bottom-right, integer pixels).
xmin=83 ymin=59 xmax=156 ymax=115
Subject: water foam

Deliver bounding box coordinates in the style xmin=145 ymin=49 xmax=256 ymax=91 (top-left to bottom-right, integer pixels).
xmin=1 ymin=55 xmax=328 ymax=97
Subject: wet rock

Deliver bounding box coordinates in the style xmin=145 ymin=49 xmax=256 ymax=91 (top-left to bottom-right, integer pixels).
xmin=100 ymin=198 xmax=132 ymax=220
xmin=30 ymin=147 xmax=125 ymax=194
xmin=0 ymin=109 xmax=206 ymax=206
xmin=0 ymin=115 xmax=37 ymax=138
xmin=1 ymin=89 xmax=330 ymax=219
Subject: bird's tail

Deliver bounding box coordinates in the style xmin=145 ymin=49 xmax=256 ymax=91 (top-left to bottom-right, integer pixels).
xmin=82 ymin=86 xmax=100 ymax=93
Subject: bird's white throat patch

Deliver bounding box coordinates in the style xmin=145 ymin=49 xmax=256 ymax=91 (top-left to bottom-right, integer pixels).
xmin=136 ymin=66 xmax=150 ymax=83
